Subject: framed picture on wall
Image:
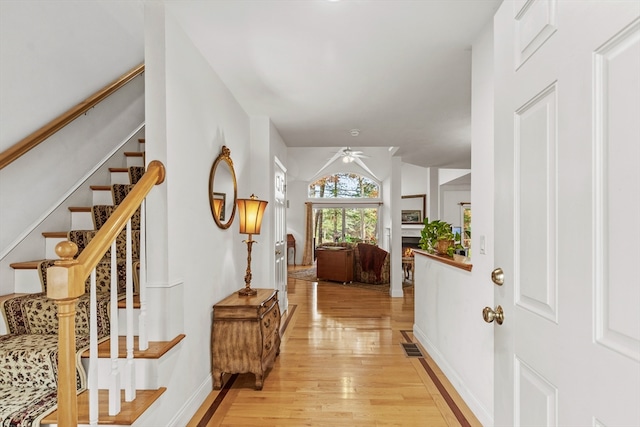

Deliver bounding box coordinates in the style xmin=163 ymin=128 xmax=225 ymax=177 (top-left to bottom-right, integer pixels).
xmin=401 ymin=194 xmax=426 ymax=224
xmin=401 ymin=210 xmax=422 ymax=224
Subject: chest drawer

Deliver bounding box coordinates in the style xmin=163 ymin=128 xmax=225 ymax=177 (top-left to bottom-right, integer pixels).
xmin=211 ymin=288 xmax=281 ymax=391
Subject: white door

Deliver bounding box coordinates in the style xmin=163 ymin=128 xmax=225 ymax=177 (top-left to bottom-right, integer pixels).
xmin=274 ymin=157 xmax=288 ymax=312
xmin=493 ymin=1 xmax=639 ymax=426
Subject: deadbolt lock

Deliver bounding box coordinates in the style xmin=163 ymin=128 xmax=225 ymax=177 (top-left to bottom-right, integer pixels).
xmin=491 ymin=267 xmax=504 ymax=286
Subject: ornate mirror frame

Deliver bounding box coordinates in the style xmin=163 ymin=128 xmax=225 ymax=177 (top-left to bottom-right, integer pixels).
xmin=209 ymin=146 xmax=238 ymax=229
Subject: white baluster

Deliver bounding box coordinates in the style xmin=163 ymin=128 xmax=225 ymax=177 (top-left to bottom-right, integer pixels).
xmin=125 ymin=219 xmax=136 ymax=401
xmin=138 ymin=200 xmax=148 ymax=350
xmin=109 ymin=240 xmax=121 ymax=415
xmin=89 ymin=269 xmax=98 ymax=425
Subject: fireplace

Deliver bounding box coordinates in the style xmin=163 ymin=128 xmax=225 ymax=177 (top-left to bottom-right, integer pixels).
xmin=401 ymin=236 xmax=419 ymax=283
xmin=402 ymin=236 xmax=420 ymax=250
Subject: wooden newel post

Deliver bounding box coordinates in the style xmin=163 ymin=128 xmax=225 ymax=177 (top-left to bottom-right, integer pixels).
xmin=47 ymin=241 xmax=85 ymax=427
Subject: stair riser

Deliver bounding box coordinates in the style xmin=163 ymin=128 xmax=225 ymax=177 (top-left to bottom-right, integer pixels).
xmin=71 ymin=211 xmax=94 ymax=230
xmin=110 ymin=171 xmax=130 ymax=185
xmin=117 ymin=308 xmax=140 ymax=335
xmin=81 ymin=357 xmax=160 ymax=390
xmin=14 ymin=269 xmax=42 ymax=293
xmin=126 ymin=156 xmax=144 ymax=168
xmin=45 ymin=236 xmax=67 ymax=259
xmin=92 ymin=189 xmax=113 ymax=206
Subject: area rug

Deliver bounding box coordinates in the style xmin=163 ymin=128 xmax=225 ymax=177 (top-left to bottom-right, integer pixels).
xmin=288 ymin=267 xmax=412 ymax=293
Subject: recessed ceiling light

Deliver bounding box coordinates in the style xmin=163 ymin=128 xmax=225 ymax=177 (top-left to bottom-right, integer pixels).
xmin=350 ymin=129 xmax=360 ymax=137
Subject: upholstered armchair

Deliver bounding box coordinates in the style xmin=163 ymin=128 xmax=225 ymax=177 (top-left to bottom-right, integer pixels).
xmin=315 ymin=242 xmax=391 ymax=285
xmin=354 ymin=243 xmax=390 ymax=285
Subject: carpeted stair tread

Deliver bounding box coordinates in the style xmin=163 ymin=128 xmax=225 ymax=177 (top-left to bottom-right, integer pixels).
xmin=111 ymin=184 xmax=136 ymax=205
xmin=0 ymin=384 xmax=58 ymax=427
xmin=2 ymin=291 xmax=111 ymax=337
xmin=92 ymin=205 xmax=141 ymax=231
xmin=38 ymin=259 xmax=139 ymax=295
xmin=128 ymin=166 xmax=144 ymax=184
xmin=82 ymin=334 xmax=185 ymax=359
xmin=68 ymin=229 xmax=140 ymax=261
xmin=42 ymin=387 xmax=166 ymax=425
xmin=0 ymin=334 xmax=87 ymax=390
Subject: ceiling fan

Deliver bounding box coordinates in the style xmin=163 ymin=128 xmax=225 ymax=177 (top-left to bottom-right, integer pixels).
xmin=340 ymin=147 xmax=369 ymax=163
xmin=311 ymin=146 xmax=379 ymax=181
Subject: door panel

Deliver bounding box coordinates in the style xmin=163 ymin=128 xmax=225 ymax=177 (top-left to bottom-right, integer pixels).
xmin=593 ymin=19 xmax=640 ymax=362
xmin=514 ymin=84 xmax=557 ymax=322
xmin=274 ymin=158 xmax=288 ymax=312
xmin=494 ymin=2 xmax=640 ymax=426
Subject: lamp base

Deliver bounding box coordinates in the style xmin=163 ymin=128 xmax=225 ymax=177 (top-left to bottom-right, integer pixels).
xmin=238 ymin=287 xmax=257 ymax=296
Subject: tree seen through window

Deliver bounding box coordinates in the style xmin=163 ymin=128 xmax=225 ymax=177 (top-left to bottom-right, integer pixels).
xmin=309 ymin=173 xmax=380 ymax=246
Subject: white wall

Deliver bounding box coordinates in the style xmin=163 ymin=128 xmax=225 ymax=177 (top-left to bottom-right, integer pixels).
xmin=248 ymin=117 xmax=289 ymax=295
xmin=0 ymin=1 xmax=145 ymax=294
xmin=140 ymin=4 xmax=255 ymax=424
xmin=0 ymin=0 xmax=144 ymax=150
xmin=412 ymin=22 xmax=495 ymax=426
xmin=440 ymin=187 xmax=471 ymax=227
xmin=401 ymin=163 xmax=430 ymax=196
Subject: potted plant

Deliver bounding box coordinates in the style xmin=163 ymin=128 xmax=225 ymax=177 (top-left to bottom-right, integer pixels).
xmin=419 ymin=218 xmax=456 ymax=255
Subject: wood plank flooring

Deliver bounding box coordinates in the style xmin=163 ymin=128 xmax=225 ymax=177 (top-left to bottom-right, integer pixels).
xmin=189 ymin=267 xmax=482 ymax=427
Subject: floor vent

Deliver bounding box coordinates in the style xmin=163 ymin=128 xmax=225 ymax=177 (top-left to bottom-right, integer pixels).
xmin=401 ymin=342 xmax=424 ymax=358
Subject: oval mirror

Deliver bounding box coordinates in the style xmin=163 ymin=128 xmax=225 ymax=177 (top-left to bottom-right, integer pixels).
xmin=209 ymin=146 xmax=237 ymax=229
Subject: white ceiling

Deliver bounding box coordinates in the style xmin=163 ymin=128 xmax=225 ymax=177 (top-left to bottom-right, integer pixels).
xmin=167 ymin=0 xmax=502 ymax=169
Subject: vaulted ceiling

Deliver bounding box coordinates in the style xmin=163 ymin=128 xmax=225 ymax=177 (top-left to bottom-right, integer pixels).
xmin=167 ymin=0 xmax=502 ymax=169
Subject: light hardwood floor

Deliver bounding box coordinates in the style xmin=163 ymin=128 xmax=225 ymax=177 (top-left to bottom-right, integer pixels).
xmin=188 ymin=267 xmax=482 ymax=427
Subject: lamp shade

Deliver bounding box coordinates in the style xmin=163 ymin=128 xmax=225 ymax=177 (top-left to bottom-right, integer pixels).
xmin=212 ymin=198 xmax=223 ymax=218
xmin=237 ymin=194 xmax=268 ymax=235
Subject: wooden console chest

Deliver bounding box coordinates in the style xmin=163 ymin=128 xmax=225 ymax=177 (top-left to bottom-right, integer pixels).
xmin=316 ymin=248 xmax=354 ymax=283
xmin=211 ymin=288 xmax=280 ymax=390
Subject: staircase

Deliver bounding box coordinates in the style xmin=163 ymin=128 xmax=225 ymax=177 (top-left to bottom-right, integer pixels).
xmin=0 ymin=138 xmax=182 ymax=426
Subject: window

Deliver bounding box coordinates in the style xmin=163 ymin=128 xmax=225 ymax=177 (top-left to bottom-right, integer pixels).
xmin=308 ymin=173 xmax=379 ymax=199
xmin=313 ymin=206 xmax=379 ymax=245
xmin=309 ymin=173 xmax=381 ymax=246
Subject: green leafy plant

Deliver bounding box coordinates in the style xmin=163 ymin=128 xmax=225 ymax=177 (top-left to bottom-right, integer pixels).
xmin=419 ymin=218 xmax=456 ymax=255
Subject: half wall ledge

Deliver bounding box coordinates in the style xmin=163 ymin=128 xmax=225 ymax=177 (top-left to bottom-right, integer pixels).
xmin=413 ymin=249 xmax=473 ymax=272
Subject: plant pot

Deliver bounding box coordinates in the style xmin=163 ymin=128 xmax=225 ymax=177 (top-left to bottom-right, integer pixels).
xmin=435 ymin=239 xmax=454 ymax=255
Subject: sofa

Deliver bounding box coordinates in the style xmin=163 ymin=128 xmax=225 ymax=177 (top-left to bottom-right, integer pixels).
xmin=317 ymin=242 xmax=390 ymax=285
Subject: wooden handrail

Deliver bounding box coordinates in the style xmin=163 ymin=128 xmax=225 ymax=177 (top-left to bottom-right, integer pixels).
xmin=0 ymin=63 xmax=144 ymax=170
xmin=46 ymin=160 xmax=164 ymax=427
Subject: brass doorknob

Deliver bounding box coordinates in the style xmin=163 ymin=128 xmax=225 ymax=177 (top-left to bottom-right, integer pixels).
xmin=482 ymin=305 xmax=504 ymax=325
xmin=491 ymin=267 xmax=504 ymax=286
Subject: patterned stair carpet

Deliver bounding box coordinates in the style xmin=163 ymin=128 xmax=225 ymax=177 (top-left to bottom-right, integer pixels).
xmin=0 ymin=167 xmax=142 ymax=427
xmin=0 ymin=333 xmax=95 ymax=427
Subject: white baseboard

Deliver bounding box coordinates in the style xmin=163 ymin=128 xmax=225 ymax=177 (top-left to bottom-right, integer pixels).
xmin=413 ymin=323 xmax=494 ymax=426
xmin=168 ymin=374 xmax=213 ymax=427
